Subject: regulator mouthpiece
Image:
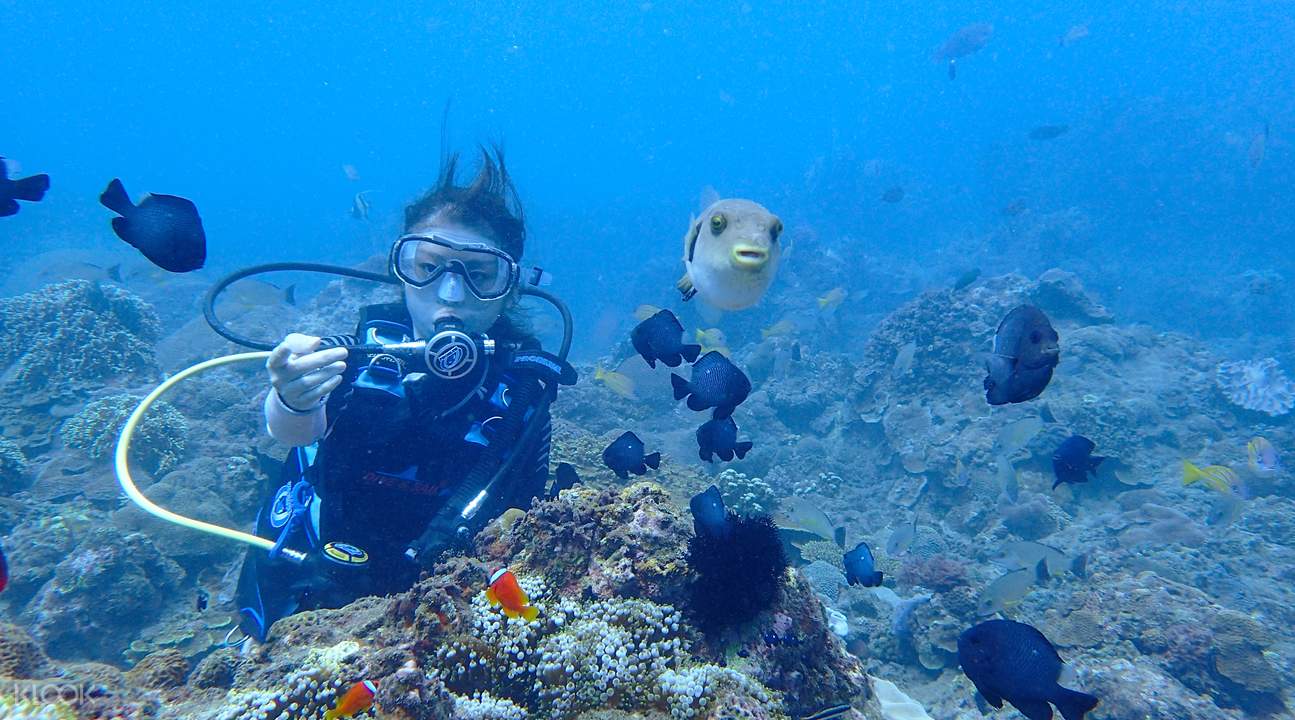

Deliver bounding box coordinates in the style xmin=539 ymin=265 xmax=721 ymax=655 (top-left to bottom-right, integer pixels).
xmin=426 ymin=317 xmax=488 ymax=380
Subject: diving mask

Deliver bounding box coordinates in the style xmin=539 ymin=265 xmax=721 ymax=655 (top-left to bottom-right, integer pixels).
xmin=391 ymin=231 xmax=519 ymax=301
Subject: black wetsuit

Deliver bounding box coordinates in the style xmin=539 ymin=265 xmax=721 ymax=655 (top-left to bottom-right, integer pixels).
xmin=235 ymin=304 xmax=552 ymax=641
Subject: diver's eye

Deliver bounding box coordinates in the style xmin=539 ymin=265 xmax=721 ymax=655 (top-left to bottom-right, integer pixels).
xmin=710 ymin=214 xmax=728 ymax=235
xmin=770 ymin=220 xmax=783 ymax=242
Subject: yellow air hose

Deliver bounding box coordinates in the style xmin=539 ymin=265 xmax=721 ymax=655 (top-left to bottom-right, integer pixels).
xmin=114 ymin=351 xmax=308 ymax=563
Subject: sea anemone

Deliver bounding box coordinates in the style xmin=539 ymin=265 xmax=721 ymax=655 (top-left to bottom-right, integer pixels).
xmin=1216 ymin=358 xmax=1295 ymax=417
xmin=685 ymin=512 xmax=788 ymax=635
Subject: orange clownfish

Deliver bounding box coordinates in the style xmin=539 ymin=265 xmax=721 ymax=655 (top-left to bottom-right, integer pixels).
xmin=323 ymin=679 xmax=377 ymax=720
xmin=486 ymin=568 xmax=540 ymax=621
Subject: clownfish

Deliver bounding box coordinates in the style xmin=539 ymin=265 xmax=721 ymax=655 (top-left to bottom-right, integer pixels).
xmin=323 ymin=679 xmax=376 ymax=720
xmin=486 ymin=568 xmax=540 ymax=621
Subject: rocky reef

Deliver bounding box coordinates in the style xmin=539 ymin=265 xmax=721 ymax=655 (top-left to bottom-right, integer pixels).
xmin=1 ymin=266 xmax=1292 ymax=720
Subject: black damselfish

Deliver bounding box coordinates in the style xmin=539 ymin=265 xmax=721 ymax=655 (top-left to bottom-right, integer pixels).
xmin=984 ymin=305 xmax=1059 ymax=405
xmin=696 ymin=416 xmax=753 ymax=463
xmin=689 ymin=485 xmax=732 ymax=539
xmin=100 ymin=178 xmax=206 ymax=273
xmin=0 ymin=158 xmax=50 ymax=217
xmin=670 ymin=351 xmax=751 ymax=419
xmin=958 ymin=619 xmax=1099 ymax=720
xmin=631 ymin=309 xmax=701 ymax=369
xmin=843 ymin=540 xmax=883 ymax=587
xmin=550 ymin=462 xmax=581 ymax=497
xmin=1052 ymin=435 xmax=1105 ymax=490
xmin=601 ymin=431 xmax=660 ymax=480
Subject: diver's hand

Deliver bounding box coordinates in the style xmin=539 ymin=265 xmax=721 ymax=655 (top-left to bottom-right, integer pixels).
xmin=267 ymin=333 xmax=348 ymax=412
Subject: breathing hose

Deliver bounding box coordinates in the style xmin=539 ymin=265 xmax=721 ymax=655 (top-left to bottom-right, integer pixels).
xmin=113 ymin=351 xmax=305 ymax=560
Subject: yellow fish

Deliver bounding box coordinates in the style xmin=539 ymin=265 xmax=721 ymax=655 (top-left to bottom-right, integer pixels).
xmin=1182 ymin=460 xmax=1239 ymax=494
xmin=594 ymin=365 xmax=636 ymax=398
xmin=761 ymin=319 xmax=796 ymax=339
xmin=694 ymin=328 xmax=731 ymax=357
xmin=817 ymin=287 xmax=846 ymax=311
xmin=634 ymin=304 xmax=662 ymax=322
xmin=1247 ymin=437 xmax=1280 ymax=476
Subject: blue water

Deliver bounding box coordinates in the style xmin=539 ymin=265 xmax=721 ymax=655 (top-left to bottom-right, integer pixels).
xmin=3 ymin=1 xmax=1291 ymax=358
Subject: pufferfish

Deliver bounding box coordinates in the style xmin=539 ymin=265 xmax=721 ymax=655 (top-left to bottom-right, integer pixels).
xmin=677 ymin=198 xmax=783 ymax=310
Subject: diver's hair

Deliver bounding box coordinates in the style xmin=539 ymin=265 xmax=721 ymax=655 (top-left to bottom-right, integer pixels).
xmin=404 ymin=145 xmax=526 ymax=261
xmin=405 ymin=143 xmax=537 ymax=347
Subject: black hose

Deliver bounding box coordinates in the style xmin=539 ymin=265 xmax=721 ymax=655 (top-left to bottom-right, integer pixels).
xmin=203 ymin=262 xmax=573 ymax=361
xmin=203 ymin=262 xmax=398 ymax=350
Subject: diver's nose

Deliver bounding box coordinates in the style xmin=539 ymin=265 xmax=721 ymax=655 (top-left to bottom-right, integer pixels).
xmin=437 ymin=273 xmax=466 ymax=303
xmin=730 ymin=244 xmax=770 ymax=270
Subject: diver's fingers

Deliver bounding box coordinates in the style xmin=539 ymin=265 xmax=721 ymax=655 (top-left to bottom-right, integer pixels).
xmin=276 ymin=349 xmax=348 ymax=385
xmin=266 ymin=333 xmax=322 ymax=372
xmin=294 ymin=374 xmax=344 ymax=407
xmin=280 ymin=362 xmax=347 ymax=394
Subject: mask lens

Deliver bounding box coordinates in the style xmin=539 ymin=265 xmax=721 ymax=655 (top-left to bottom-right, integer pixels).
xmin=393 ymin=236 xmax=515 ymax=299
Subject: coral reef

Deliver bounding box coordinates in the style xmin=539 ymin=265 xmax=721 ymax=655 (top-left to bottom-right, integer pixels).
xmin=0 ymin=279 xmax=161 ymax=396
xmin=212 ymin=640 xmax=374 ymax=720
xmin=0 ymin=436 xmax=29 ymax=493
xmin=60 ymin=393 xmax=188 ymax=475
xmin=717 ymin=468 xmax=777 ymax=515
xmin=1215 ymin=357 xmax=1295 ymax=416
xmin=23 ymin=526 xmax=184 ymax=662
xmin=0 ymin=622 xmax=51 ymax=679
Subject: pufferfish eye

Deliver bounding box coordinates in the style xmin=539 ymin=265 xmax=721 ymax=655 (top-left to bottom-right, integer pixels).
xmin=709 ymin=214 xmax=728 ymax=235
xmin=769 ymin=219 xmax=783 ymax=242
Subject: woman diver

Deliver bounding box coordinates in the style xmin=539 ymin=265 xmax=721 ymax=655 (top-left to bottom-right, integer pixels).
xmin=233 ymin=147 xmax=570 ymax=644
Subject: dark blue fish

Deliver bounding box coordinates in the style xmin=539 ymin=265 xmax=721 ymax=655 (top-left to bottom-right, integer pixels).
xmin=881 ymin=186 xmax=905 ymax=203
xmin=670 ymin=351 xmax=751 ymax=419
xmin=696 ymin=417 xmax=753 ymax=463
xmin=958 ymin=619 xmax=1099 ymax=720
xmin=791 ymin=342 xmax=802 ymax=362
xmin=843 ymin=541 xmax=883 ymax=587
xmin=631 ymin=309 xmax=701 ymax=369
xmin=601 ymin=431 xmax=660 ymax=480
xmin=100 ymin=178 xmax=206 ymax=273
xmin=550 ymin=462 xmax=581 ymax=497
xmin=689 ymin=484 xmax=731 ymax=538
xmin=196 ymin=589 xmax=208 ymax=612
xmin=1052 ymin=435 xmax=1105 ymax=490
xmin=1029 ymin=125 xmax=1070 ymax=140
xmin=0 ymin=537 xmax=7 ymax=593
xmin=0 ymin=157 xmax=50 ymax=217
xmin=984 ymin=305 xmax=1059 ymax=405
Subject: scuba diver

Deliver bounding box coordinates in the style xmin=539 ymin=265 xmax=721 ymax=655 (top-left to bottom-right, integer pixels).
xmin=232 ymin=147 xmax=571 ymax=644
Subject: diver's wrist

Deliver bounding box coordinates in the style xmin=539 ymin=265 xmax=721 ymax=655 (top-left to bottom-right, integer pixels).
xmin=275 ymin=389 xmax=326 ymax=415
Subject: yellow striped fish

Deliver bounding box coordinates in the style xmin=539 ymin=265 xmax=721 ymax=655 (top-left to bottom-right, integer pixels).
xmin=1182 ymin=460 xmax=1239 ymax=494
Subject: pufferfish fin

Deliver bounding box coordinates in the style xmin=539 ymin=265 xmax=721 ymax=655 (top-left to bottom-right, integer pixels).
xmin=521 ymin=605 xmax=540 ymax=622
xmin=485 ymin=586 xmax=500 ymax=606
xmin=676 ymin=272 xmax=696 ymax=302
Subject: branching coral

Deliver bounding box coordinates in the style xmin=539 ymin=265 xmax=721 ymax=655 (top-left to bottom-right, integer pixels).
xmin=717 ymin=469 xmax=777 ymax=515
xmin=60 ymin=394 xmax=187 ymax=475
xmin=428 ymin=575 xmax=778 ymax=718
xmin=1216 ymin=358 xmax=1295 ymax=416
xmin=214 ymin=641 xmax=372 ymax=720
xmin=0 ymin=279 xmax=160 ymax=393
